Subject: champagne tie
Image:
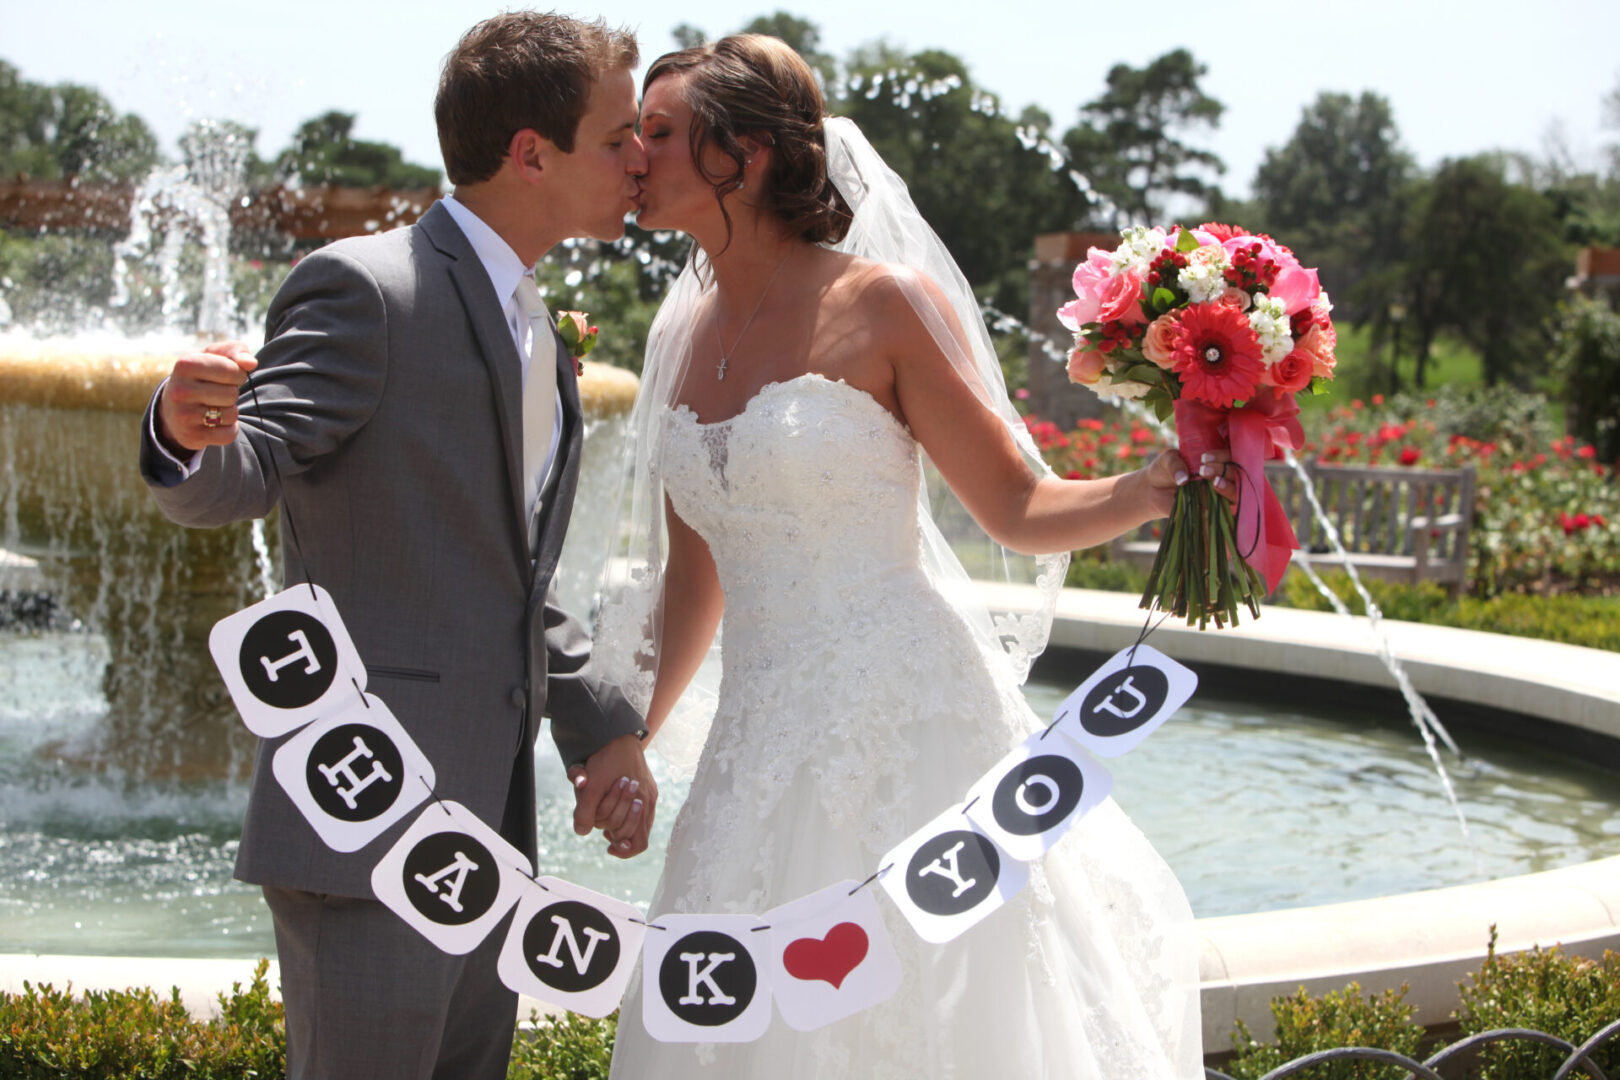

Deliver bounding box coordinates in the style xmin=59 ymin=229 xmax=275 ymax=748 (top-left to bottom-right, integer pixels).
xmin=513 ymin=276 xmax=557 ymax=550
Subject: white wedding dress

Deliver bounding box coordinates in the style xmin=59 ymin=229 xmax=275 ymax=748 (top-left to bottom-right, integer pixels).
xmin=606 ymin=373 xmax=1204 ymax=1078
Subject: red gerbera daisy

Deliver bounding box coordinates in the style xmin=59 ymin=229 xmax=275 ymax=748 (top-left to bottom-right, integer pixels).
xmin=1197 ymin=221 xmax=1248 ymax=242
xmin=1169 ymin=302 xmax=1266 ymax=407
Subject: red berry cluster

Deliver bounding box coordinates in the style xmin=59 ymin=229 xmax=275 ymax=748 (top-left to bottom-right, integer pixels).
xmin=1222 ymin=243 xmax=1280 ymax=290
xmin=1145 ymin=248 xmax=1188 ymax=288
xmin=1096 ymin=319 xmax=1136 ymax=353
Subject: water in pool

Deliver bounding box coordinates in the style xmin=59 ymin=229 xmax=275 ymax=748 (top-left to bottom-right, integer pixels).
xmin=3 ymin=626 xmax=1617 ymax=958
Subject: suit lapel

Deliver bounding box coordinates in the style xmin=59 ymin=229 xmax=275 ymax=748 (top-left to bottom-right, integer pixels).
xmin=422 ymin=202 xmax=529 ymax=549
xmin=531 ymin=328 xmax=583 ymax=594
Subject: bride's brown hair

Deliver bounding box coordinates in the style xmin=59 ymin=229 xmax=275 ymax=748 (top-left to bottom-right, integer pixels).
xmin=643 ymin=34 xmax=853 ymax=248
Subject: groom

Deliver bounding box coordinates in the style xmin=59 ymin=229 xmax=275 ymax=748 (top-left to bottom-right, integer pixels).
xmin=139 ymin=13 xmax=654 ymax=1079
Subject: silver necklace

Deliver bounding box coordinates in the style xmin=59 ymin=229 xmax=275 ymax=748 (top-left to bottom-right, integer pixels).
xmin=714 ymin=249 xmax=793 ymax=381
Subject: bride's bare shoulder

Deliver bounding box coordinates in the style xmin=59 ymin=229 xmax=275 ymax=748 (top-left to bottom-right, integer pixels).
xmin=823 ymin=255 xmax=948 ymax=317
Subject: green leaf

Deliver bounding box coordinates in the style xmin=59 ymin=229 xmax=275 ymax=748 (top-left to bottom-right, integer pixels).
xmin=1176 ymin=226 xmax=1201 ymax=253
xmin=1124 ymin=363 xmax=1164 ymax=385
xmin=1154 ymin=394 xmax=1174 ymax=423
xmin=1309 ymin=375 xmax=1333 ymax=396
xmin=1153 ymin=287 xmax=1177 ymax=312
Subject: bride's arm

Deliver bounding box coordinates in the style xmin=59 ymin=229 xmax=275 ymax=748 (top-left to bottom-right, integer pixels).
xmin=878 ymin=270 xmax=1223 ymax=557
xmin=644 ymin=495 xmax=725 ymax=739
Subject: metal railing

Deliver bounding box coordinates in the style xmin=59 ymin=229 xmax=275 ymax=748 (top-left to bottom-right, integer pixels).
xmin=1205 ymin=1017 xmax=1620 ymax=1079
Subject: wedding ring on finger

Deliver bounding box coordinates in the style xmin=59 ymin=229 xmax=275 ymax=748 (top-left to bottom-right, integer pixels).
xmin=202 ymin=406 xmax=224 ymax=428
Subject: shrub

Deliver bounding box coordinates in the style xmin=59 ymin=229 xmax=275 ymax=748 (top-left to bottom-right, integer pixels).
xmin=1282 ymin=571 xmax=1620 ymax=652
xmin=1453 ymin=931 xmax=1620 ymax=1079
xmin=507 ymin=1011 xmax=617 ymax=1080
xmin=0 ymin=959 xmax=284 ymax=1079
xmin=1224 ymin=982 xmax=1424 ymax=1080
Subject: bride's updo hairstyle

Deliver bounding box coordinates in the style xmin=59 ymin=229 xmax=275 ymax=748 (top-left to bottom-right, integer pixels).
xmin=643 ymin=34 xmax=853 ymax=248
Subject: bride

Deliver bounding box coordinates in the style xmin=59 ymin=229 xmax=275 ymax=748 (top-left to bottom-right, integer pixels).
xmin=596 ymin=33 xmax=1215 ymax=1078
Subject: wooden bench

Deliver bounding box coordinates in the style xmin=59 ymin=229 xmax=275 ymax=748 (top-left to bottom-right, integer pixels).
xmin=1111 ymin=462 xmax=1478 ymax=595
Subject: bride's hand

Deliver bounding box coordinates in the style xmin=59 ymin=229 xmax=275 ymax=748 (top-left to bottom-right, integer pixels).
xmin=1143 ymin=448 xmax=1234 ymax=516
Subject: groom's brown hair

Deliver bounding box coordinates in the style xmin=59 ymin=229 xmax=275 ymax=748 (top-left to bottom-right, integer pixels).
xmin=436 ymin=12 xmax=637 ymax=185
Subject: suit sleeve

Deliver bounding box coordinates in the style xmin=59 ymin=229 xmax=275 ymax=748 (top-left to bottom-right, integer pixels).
xmin=540 ymin=582 xmax=648 ymax=768
xmin=139 ymin=247 xmax=389 ymax=528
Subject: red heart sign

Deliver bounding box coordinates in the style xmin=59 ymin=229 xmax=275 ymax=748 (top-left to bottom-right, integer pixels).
xmin=782 ymin=922 xmax=869 ymax=989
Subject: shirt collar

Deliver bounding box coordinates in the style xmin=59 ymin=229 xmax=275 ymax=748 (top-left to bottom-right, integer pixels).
xmin=442 ymin=193 xmax=533 ymax=306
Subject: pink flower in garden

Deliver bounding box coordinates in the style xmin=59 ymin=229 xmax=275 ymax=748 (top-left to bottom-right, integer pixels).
xmin=1141 ymin=314 xmax=1180 ymax=368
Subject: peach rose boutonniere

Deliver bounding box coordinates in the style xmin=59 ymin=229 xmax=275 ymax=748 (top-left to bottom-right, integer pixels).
xmin=556 ymin=311 xmax=599 ymax=375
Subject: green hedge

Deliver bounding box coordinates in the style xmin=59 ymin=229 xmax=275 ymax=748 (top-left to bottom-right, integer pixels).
xmin=1224 ymin=935 xmax=1620 ymax=1080
xmin=1282 ymin=571 xmax=1620 ymax=652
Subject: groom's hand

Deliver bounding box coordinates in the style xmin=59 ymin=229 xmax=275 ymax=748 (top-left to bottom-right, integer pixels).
xmin=569 ymin=734 xmax=656 ymax=859
xmin=156 ymin=340 xmax=257 ymax=454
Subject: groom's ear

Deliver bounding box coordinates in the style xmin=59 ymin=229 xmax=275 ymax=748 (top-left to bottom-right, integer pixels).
xmin=506 ymin=129 xmax=556 ymax=186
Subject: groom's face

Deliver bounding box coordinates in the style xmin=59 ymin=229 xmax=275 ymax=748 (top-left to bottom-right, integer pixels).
xmin=545 ymin=67 xmax=646 ymax=241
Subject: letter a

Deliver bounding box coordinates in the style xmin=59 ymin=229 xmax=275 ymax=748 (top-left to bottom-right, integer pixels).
xmin=413 ymin=850 xmax=479 ymax=913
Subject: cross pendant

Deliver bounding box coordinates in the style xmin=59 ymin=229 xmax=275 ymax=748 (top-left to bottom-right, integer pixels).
xmin=716 ymin=354 xmax=728 ymax=381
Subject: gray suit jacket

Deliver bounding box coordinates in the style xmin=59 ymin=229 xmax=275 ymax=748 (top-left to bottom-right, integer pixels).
xmin=140 ymin=200 xmax=645 ymax=897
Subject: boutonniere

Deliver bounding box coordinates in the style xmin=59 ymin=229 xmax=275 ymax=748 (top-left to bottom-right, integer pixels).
xmin=556 ymin=311 xmax=598 ymax=376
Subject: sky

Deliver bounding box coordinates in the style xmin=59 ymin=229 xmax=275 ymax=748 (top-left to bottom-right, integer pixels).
xmin=4 ymin=0 xmax=1617 ymax=198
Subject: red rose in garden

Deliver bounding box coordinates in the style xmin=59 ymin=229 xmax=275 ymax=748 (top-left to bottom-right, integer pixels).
xmin=1168 ymin=301 xmax=1265 ymax=407
xmin=1399 ymin=446 xmax=1421 ymax=466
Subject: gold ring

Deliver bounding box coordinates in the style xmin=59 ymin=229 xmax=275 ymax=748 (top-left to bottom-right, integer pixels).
xmin=202 ymin=407 xmax=223 ymax=428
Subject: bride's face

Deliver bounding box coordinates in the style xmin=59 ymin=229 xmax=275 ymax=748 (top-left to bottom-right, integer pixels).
xmin=636 ymin=74 xmax=738 ymax=234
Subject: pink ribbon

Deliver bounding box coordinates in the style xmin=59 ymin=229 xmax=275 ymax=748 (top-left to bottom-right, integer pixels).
xmin=1173 ymin=389 xmax=1305 ymax=593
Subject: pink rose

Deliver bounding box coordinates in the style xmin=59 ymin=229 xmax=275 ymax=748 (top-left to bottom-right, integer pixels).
xmin=1056 ymin=247 xmax=1113 ymax=330
xmin=1141 ymin=314 xmax=1179 ymax=368
xmin=1268 ymin=265 xmax=1321 ymax=315
xmin=1219 ymin=286 xmax=1252 ymax=311
xmin=1297 ymin=323 xmax=1337 ymax=378
xmin=1067 ymin=345 xmax=1107 ymax=385
xmin=1097 ymin=269 xmax=1146 ymax=324
xmin=1264 ymin=348 xmax=1315 ymax=394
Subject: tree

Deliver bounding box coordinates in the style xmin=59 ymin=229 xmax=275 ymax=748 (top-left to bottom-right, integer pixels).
xmin=1252 ymin=92 xmax=1412 ymax=321
xmin=1061 ymin=49 xmax=1224 ymax=226
xmin=0 ymin=60 xmax=159 ymax=183
xmin=835 ymin=46 xmax=1091 ymax=312
xmin=274 ymin=111 xmax=440 ymax=189
xmin=1397 ymin=156 xmax=1568 ymax=388
xmin=738 ymin=12 xmax=836 ymax=85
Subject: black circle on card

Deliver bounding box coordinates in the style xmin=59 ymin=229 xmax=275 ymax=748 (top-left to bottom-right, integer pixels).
xmin=1079 ymin=665 xmax=1169 ymax=737
xmin=305 ymin=723 xmax=404 ymax=822
xmin=522 ymin=900 xmax=621 ymax=994
xmin=905 ymin=829 xmax=1001 ymax=916
xmin=238 ymin=609 xmax=338 ymax=710
xmin=401 ymin=831 xmax=499 ymax=926
xmin=657 ymin=930 xmax=756 ymax=1027
xmin=991 ymin=754 xmax=1085 ymax=836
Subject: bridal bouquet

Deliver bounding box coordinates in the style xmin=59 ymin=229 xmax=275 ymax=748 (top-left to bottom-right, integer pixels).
xmin=1057 ymin=223 xmax=1338 ymax=628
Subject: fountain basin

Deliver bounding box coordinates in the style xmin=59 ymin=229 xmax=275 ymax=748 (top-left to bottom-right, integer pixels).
xmin=3 ymin=594 xmax=1617 ymax=1054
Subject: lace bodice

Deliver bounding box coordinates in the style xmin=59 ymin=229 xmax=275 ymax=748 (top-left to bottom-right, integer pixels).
xmin=662 ymin=374 xmax=931 ymax=673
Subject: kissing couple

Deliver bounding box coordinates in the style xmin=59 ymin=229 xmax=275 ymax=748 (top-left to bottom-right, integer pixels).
xmin=142 ymin=11 xmax=1217 ymax=1078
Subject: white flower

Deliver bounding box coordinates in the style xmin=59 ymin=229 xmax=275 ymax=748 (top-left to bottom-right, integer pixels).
xmin=1177 ymin=245 xmax=1229 ymax=305
xmin=1248 ymin=294 xmax=1294 ymax=365
xmin=1110 ymin=226 xmax=1169 ymax=277
xmin=1093 ymin=373 xmax=1152 ymax=400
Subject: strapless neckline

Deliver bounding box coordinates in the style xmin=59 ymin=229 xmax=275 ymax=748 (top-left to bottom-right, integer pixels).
xmin=667 ymin=371 xmax=909 ymax=438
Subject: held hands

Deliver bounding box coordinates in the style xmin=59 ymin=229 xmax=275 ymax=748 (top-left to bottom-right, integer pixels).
xmin=155 ymin=340 xmax=257 ymax=455
xmin=567 ymin=733 xmax=657 ymax=859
